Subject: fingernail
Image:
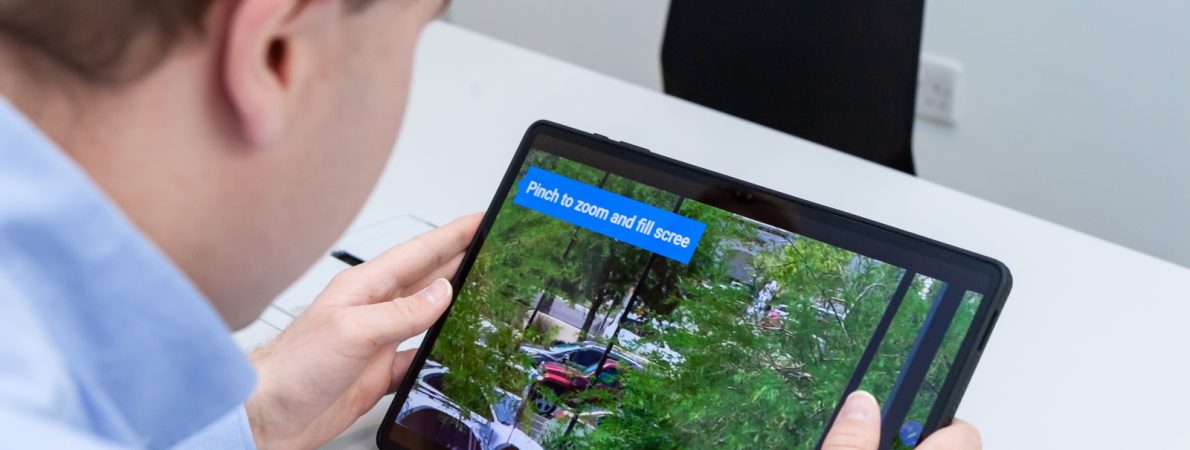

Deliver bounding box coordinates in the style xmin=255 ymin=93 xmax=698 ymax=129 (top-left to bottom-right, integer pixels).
xmin=840 ymin=390 xmax=878 ymax=421
xmin=419 ymin=279 xmax=452 ymax=305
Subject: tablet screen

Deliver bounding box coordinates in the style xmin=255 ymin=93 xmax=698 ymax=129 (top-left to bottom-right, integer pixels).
xmin=386 ymin=130 xmax=1001 ymax=450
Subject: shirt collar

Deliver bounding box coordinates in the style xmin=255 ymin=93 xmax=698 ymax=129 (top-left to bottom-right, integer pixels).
xmin=0 ymin=98 xmax=256 ymax=448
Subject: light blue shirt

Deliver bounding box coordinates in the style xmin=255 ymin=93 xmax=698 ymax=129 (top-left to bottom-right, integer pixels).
xmin=0 ymin=97 xmax=257 ymax=448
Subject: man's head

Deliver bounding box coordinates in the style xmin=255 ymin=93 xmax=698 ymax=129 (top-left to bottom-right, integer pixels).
xmin=0 ymin=0 xmax=446 ymax=328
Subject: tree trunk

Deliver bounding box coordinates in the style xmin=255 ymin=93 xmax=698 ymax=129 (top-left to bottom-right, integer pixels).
xmin=577 ymin=247 xmax=617 ymax=340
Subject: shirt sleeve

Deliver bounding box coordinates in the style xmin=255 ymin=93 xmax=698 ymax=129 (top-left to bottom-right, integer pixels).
xmin=0 ymin=407 xmax=126 ymax=449
xmin=172 ymin=405 xmax=256 ymax=450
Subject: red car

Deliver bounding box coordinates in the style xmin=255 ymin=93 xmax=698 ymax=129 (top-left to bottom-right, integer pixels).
xmin=531 ymin=359 xmax=623 ymax=416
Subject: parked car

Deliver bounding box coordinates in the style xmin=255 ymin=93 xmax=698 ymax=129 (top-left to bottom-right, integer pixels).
xmin=403 ymin=361 xmax=543 ymax=450
xmin=519 ymin=342 xmax=645 ymax=370
xmin=530 ymin=358 xmax=625 ymax=416
xmin=397 ymin=389 xmax=485 ymax=450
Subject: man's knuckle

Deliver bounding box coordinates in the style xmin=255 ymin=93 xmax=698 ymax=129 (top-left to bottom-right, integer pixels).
xmin=387 ymin=298 xmax=418 ymax=321
xmin=390 ymin=299 xmax=429 ymax=334
xmin=450 ymin=223 xmax=471 ymax=248
xmin=329 ymin=266 xmax=363 ymax=288
xmin=412 ymin=233 xmax=435 ymax=255
xmin=407 ymin=235 xmax=445 ymax=272
xmin=329 ymin=310 xmax=361 ymax=340
xmin=332 ymin=264 xmax=402 ymax=300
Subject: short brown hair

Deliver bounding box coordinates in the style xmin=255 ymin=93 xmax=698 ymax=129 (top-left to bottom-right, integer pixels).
xmin=0 ymin=0 xmax=216 ymax=83
xmin=0 ymin=0 xmax=376 ymax=84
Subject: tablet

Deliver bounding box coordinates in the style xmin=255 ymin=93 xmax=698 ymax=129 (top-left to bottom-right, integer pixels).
xmin=377 ymin=121 xmax=1011 ymax=450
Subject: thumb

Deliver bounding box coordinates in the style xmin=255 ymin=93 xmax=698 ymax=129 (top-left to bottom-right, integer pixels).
xmin=343 ymin=278 xmax=453 ymax=352
xmin=822 ymin=391 xmax=882 ymax=450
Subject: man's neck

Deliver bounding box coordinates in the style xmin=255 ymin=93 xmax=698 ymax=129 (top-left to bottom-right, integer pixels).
xmin=0 ymin=37 xmax=243 ymax=327
xmin=0 ymin=39 xmax=109 ymax=153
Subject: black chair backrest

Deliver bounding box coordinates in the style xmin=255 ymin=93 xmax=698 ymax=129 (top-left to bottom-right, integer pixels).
xmin=662 ymin=0 xmax=926 ymax=174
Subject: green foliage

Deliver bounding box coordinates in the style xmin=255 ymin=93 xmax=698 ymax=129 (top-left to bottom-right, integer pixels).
xmin=434 ymin=150 xmax=586 ymax=413
xmin=855 ymin=276 xmax=943 ymax=410
xmin=426 ymin=151 xmax=985 ymax=449
xmin=565 ymin=205 xmax=908 ymax=449
xmin=899 ymin=291 xmax=983 ymax=434
xmin=433 ymin=151 xmax=683 ymax=415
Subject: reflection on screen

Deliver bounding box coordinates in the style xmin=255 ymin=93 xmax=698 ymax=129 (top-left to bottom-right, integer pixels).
xmin=394 ymin=150 xmax=984 ymax=450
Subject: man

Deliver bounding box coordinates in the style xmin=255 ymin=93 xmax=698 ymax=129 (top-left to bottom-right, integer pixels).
xmin=0 ymin=0 xmax=981 ymax=448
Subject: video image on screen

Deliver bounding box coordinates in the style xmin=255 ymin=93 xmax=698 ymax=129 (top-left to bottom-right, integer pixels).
xmin=394 ymin=150 xmax=984 ymax=450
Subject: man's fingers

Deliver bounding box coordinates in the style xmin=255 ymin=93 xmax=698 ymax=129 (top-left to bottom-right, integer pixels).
xmin=399 ymin=252 xmax=465 ymax=298
xmin=331 ymin=214 xmax=480 ymax=305
xmin=822 ymin=391 xmax=882 ymax=450
xmin=388 ymin=349 xmax=419 ymax=394
xmin=917 ymin=418 xmax=981 ymax=450
xmin=336 ymin=279 xmax=453 ymax=354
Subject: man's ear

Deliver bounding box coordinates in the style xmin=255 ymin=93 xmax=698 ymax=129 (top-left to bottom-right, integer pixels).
xmin=222 ymin=0 xmax=295 ymax=146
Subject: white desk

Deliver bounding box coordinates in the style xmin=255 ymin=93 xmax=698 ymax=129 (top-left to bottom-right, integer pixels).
xmin=274 ymin=21 xmax=1190 ymax=449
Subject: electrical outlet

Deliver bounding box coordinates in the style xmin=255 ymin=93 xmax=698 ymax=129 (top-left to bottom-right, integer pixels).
xmin=916 ymin=54 xmax=962 ymax=126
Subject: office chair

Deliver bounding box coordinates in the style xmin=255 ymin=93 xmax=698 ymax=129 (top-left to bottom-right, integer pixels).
xmin=662 ymin=0 xmax=925 ymax=174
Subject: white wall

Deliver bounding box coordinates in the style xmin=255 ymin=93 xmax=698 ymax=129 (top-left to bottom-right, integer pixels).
xmin=445 ymin=1 xmax=670 ymax=90
xmin=913 ymin=0 xmax=1190 ymax=268
xmin=445 ymin=0 xmax=1190 ymax=268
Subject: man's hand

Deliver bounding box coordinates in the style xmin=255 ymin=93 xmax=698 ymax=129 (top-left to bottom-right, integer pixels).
xmin=823 ymin=391 xmax=981 ymax=450
xmin=245 ymin=214 xmax=481 ymax=449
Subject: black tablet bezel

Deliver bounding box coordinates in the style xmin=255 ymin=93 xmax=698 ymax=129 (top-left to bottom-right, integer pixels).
xmin=377 ymin=120 xmax=1012 ymax=450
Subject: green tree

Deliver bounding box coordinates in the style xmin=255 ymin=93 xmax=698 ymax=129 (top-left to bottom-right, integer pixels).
xmin=431 ymin=151 xmax=683 ymax=417
xmin=561 ymin=201 xmax=908 ymax=450
xmin=427 ymin=153 xmax=983 ymax=449
xmin=433 ymin=150 xmax=605 ymax=414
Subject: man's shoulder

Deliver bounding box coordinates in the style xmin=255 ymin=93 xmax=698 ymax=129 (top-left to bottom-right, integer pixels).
xmin=0 ymin=270 xmax=103 ymax=442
